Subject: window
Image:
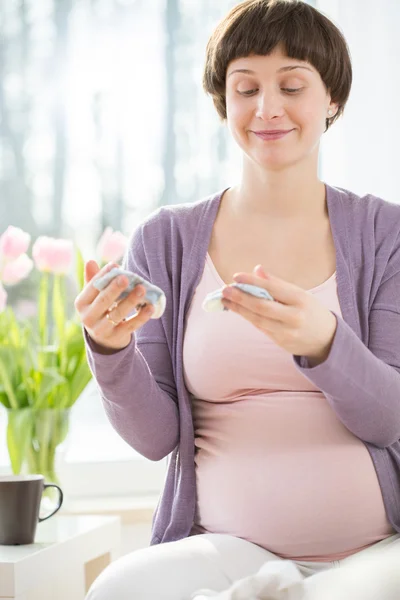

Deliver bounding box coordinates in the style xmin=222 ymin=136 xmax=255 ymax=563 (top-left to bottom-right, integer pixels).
xmin=0 ymin=0 xmax=240 ymax=496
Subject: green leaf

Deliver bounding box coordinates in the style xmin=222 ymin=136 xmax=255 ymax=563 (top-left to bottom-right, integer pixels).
xmin=6 ymin=410 xmax=33 ymax=474
xmin=0 ymin=391 xmax=11 ymax=409
xmin=65 ymin=352 xmax=92 ymax=408
xmin=35 ymin=368 xmax=67 ymax=409
xmin=0 ymin=356 xmax=19 ymax=409
xmin=65 ymin=321 xmax=86 ymax=364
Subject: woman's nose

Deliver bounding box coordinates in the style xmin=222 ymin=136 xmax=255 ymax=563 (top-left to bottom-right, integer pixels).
xmin=255 ymin=92 xmax=285 ymax=120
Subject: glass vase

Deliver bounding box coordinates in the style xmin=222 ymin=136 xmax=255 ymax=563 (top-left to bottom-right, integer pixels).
xmin=6 ymin=407 xmax=70 ymax=486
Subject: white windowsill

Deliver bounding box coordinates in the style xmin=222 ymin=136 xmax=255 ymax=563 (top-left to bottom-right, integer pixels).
xmin=61 ymin=494 xmax=158 ymax=525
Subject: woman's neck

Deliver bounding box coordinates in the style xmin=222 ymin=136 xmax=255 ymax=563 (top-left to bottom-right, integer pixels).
xmin=230 ymin=154 xmax=327 ymax=222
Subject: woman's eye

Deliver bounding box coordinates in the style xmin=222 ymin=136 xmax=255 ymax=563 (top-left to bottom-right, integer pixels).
xmin=237 ymin=87 xmax=303 ymax=96
xmin=282 ymin=88 xmax=302 ymax=93
xmin=238 ymin=89 xmax=258 ymax=96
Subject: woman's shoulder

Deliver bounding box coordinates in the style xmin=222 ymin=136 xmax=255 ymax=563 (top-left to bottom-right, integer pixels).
xmin=149 ymin=189 xmax=224 ymax=221
xmin=330 ymin=184 xmax=400 ymax=241
xmin=333 ymin=184 xmax=400 ymax=219
xmin=138 ymin=188 xmax=225 ymax=240
xmin=330 ymin=185 xmax=400 ymax=278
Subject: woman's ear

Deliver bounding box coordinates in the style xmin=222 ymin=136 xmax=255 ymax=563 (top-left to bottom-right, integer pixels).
xmin=328 ymin=103 xmax=339 ymax=117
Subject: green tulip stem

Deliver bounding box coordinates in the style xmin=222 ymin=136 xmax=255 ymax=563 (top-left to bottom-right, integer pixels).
xmin=38 ymin=272 xmax=49 ymax=369
xmin=52 ymin=274 xmax=67 ymax=375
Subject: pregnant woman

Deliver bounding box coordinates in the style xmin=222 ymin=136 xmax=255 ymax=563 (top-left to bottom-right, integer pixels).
xmin=75 ymin=1 xmax=400 ymax=598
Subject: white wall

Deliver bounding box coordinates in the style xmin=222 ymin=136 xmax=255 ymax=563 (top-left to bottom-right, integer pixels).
xmin=318 ymin=0 xmax=400 ymax=203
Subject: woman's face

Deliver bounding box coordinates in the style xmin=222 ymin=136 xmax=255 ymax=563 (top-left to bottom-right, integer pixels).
xmin=225 ymin=45 xmax=337 ymax=170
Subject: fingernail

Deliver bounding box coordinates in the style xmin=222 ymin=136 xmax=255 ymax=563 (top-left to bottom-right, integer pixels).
xmin=117 ymin=276 xmax=126 ymax=287
xmin=137 ymin=288 xmax=145 ymax=297
xmin=257 ymin=265 xmax=269 ymax=278
xmin=223 ymin=287 xmax=232 ymax=298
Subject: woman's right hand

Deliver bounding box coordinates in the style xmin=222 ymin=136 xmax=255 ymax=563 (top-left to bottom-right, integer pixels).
xmin=75 ymin=260 xmax=155 ymax=351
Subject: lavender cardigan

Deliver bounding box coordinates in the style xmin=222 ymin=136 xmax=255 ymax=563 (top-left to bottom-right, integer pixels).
xmin=85 ymin=183 xmax=400 ymax=545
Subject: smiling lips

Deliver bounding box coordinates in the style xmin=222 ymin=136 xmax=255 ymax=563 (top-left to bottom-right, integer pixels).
xmin=252 ymin=129 xmax=293 ymax=140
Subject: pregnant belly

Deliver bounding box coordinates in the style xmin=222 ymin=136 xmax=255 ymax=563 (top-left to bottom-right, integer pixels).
xmin=193 ymin=393 xmax=394 ymax=561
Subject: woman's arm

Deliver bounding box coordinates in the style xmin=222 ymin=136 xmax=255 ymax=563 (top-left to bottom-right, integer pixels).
xmin=293 ymin=267 xmax=400 ymax=448
xmin=84 ymin=223 xmax=179 ymax=461
xmin=85 ymin=332 xmax=179 ymax=461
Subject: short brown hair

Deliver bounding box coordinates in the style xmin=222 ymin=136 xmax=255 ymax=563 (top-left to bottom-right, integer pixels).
xmin=203 ymin=0 xmax=352 ymax=131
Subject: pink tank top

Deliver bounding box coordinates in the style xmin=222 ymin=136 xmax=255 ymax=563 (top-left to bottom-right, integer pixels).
xmin=183 ymin=253 xmax=394 ymax=562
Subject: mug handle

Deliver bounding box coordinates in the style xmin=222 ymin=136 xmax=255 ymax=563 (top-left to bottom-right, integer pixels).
xmin=39 ymin=484 xmax=64 ymax=522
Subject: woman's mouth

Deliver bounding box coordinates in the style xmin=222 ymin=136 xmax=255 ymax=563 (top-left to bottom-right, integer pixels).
xmin=252 ymin=129 xmax=293 ymax=141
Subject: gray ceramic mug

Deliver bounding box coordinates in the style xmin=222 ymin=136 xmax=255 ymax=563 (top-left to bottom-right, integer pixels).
xmin=0 ymin=474 xmax=63 ymax=545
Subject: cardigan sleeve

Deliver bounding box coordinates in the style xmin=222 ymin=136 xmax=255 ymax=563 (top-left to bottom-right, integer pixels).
xmin=84 ymin=222 xmax=179 ymax=461
xmin=293 ymin=241 xmax=400 ymax=448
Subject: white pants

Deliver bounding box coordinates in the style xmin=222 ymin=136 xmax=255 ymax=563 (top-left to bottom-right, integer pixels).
xmin=86 ymin=532 xmax=400 ymax=600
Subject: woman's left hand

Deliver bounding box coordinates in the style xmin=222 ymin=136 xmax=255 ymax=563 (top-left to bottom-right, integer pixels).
xmin=222 ymin=265 xmax=338 ymax=366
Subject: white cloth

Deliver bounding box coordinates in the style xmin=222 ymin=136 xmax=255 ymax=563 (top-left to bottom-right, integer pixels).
xmin=85 ymin=532 xmax=400 ymax=600
xmin=191 ymin=541 xmax=400 ymax=600
xmin=191 ymin=560 xmax=304 ymax=600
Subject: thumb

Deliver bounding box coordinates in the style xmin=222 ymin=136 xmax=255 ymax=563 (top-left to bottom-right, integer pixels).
xmin=85 ymin=260 xmax=100 ymax=284
xmin=254 ymin=264 xmax=268 ymax=279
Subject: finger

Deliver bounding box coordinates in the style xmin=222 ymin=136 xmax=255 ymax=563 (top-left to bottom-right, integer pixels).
xmin=105 ymin=285 xmax=149 ymax=324
xmin=222 ymin=297 xmax=281 ymax=333
xmin=222 ymin=287 xmax=294 ymax=323
xmin=124 ymin=303 xmax=155 ymax=330
xmin=89 ymin=272 xmax=147 ymax=324
xmin=78 ymin=261 xmax=121 ymax=309
xmin=84 ymin=260 xmax=100 ymax=285
xmin=105 ymin=303 xmax=155 ymax=334
xmin=233 ymin=267 xmax=305 ymax=306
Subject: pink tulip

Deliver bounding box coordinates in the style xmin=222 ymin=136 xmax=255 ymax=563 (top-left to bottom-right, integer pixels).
xmin=0 ymin=226 xmax=31 ymax=261
xmin=32 ymin=237 xmax=74 ymax=274
xmin=0 ymin=284 xmax=7 ymax=312
xmin=14 ymin=299 xmax=37 ymax=319
xmin=1 ymin=254 xmax=34 ymax=286
xmin=96 ymin=227 xmax=128 ymax=262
